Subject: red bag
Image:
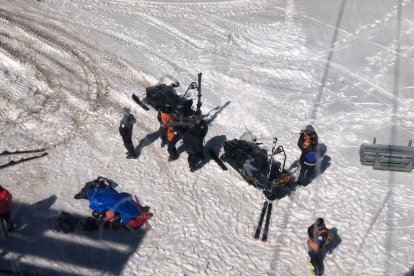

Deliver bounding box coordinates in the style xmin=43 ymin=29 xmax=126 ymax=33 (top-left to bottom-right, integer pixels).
xmin=0 ymin=187 xmax=12 ymax=214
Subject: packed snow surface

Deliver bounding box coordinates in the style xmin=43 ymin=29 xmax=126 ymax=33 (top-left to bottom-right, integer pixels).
xmin=1 ymin=0 xmax=414 ymax=275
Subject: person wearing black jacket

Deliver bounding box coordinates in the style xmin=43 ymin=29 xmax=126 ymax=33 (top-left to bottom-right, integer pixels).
xmin=119 ymin=108 xmax=137 ymax=159
xmin=307 ymin=218 xmax=332 ymax=275
xmin=183 ymin=114 xmax=208 ymax=172
xmin=297 ymin=125 xmax=318 ymax=185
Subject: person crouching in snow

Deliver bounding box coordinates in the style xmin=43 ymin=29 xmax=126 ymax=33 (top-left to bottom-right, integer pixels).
xmin=307 ymin=218 xmax=333 ymax=275
xmin=0 ymin=185 xmax=14 ymax=232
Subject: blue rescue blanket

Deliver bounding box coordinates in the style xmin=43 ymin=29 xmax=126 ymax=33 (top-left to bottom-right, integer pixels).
xmin=86 ymin=187 xmax=141 ymax=224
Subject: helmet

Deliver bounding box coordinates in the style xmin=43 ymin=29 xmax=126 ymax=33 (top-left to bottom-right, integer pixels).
xmin=123 ymin=107 xmax=131 ymax=115
xmin=163 ymin=104 xmax=172 ymax=113
xmin=305 ymin=125 xmax=315 ymax=134
xmin=315 ymin=218 xmax=325 ymax=229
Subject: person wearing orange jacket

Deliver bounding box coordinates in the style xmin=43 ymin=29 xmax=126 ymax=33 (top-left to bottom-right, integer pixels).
xmin=157 ymin=105 xmax=173 ymax=148
xmin=166 ymin=123 xmax=179 ymax=161
xmin=297 ymin=125 xmax=318 ymax=185
xmin=157 ymin=105 xmax=179 ymax=161
xmin=307 ymin=218 xmax=332 ymax=275
xmin=0 ymin=185 xmax=14 ymax=232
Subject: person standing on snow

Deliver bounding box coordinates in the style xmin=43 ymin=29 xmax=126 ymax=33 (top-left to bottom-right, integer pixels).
xmin=0 ymin=185 xmax=15 ymax=232
xmin=166 ymin=121 xmax=179 ymax=162
xmin=297 ymin=125 xmax=318 ymax=185
xmin=119 ymin=108 xmax=137 ymax=159
xmin=183 ymin=113 xmax=208 ymax=172
xmin=307 ymin=218 xmax=333 ymax=275
xmin=157 ymin=105 xmax=173 ymax=148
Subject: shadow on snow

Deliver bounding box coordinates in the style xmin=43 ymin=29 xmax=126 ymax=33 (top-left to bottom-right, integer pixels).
xmin=0 ymin=195 xmax=146 ymax=276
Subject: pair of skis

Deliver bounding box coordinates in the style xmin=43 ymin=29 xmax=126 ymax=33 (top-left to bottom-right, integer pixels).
xmin=254 ymin=201 xmax=273 ymax=242
xmin=0 ymin=148 xmax=48 ymax=169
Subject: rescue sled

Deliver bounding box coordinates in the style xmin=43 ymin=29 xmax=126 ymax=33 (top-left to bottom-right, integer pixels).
xmin=219 ymin=132 xmax=294 ymax=198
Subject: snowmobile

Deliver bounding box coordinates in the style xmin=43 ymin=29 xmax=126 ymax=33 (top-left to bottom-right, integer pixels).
xmin=219 ymin=132 xmax=294 ymax=199
xmin=74 ymin=177 xmax=153 ymax=230
xmin=137 ymin=73 xmax=205 ymax=134
xmin=140 ymin=74 xmax=202 ymax=116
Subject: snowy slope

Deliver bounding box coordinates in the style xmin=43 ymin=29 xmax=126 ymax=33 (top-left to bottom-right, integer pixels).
xmin=1 ymin=0 xmax=414 ymax=275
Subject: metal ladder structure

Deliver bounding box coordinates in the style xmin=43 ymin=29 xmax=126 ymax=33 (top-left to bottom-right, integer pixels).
xmin=359 ymin=138 xmax=414 ymax=172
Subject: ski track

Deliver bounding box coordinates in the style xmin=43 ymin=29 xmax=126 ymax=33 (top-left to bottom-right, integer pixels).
xmin=1 ymin=0 xmax=414 ymax=275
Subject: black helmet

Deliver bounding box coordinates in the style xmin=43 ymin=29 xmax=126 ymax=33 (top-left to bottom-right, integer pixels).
xmin=305 ymin=125 xmax=315 ymax=134
xmin=315 ymin=218 xmax=325 ymax=229
xmin=163 ymin=104 xmax=172 ymax=113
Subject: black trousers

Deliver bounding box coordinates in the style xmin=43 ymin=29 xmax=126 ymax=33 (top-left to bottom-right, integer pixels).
xmin=1 ymin=211 xmax=13 ymax=231
xmin=167 ymin=137 xmax=179 ymax=160
xmin=159 ymin=127 xmax=167 ymax=145
xmin=122 ymin=135 xmax=136 ymax=157
xmin=308 ymin=249 xmax=323 ymax=275
xmin=187 ymin=142 xmax=204 ymax=169
xmin=299 ymin=164 xmax=315 ymax=184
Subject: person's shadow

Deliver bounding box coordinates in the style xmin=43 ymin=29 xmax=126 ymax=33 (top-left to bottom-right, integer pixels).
xmin=134 ymin=131 xmax=159 ymax=157
xmin=197 ymin=135 xmax=227 ymax=170
xmin=313 ymin=143 xmax=331 ymax=180
xmin=318 ymin=227 xmax=342 ymax=275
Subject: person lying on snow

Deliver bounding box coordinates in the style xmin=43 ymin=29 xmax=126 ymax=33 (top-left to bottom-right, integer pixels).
xmin=74 ymin=177 xmax=152 ymax=230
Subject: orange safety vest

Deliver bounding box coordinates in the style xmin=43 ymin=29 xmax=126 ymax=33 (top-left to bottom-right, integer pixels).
xmin=301 ymin=130 xmax=314 ymax=150
xmin=307 ymin=228 xmax=330 ymax=251
xmin=160 ymin=112 xmax=171 ymax=128
xmin=167 ymin=126 xmax=175 ymax=142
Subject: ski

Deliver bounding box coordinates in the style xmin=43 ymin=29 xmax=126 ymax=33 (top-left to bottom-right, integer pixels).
xmin=262 ymin=202 xmax=273 ymax=242
xmin=0 ymin=152 xmax=48 ymax=169
xmin=253 ymin=201 xmax=268 ymax=240
xmin=208 ymin=148 xmax=228 ymax=170
xmin=132 ymin=93 xmax=150 ymax=111
xmin=0 ymin=148 xmax=47 ymax=156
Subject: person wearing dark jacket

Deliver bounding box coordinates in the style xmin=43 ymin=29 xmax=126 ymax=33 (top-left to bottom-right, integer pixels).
xmin=119 ymin=108 xmax=137 ymax=159
xmin=307 ymin=218 xmax=332 ymax=275
xmin=297 ymin=125 xmax=318 ymax=185
xmin=0 ymin=185 xmax=14 ymax=232
xmin=183 ymin=114 xmax=208 ymax=172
